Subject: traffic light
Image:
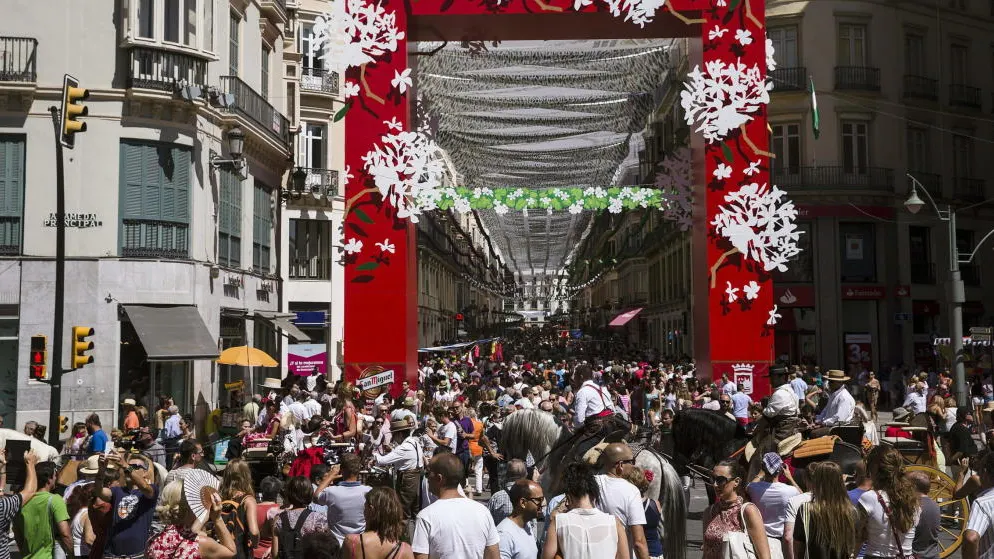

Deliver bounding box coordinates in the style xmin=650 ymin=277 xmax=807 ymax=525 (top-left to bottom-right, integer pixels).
xmin=58 ymin=416 xmax=69 ymax=434
xmin=71 ymin=326 xmax=94 ymax=369
xmin=29 ymin=335 xmax=47 ymax=381
xmin=60 ymin=74 xmax=88 ymax=149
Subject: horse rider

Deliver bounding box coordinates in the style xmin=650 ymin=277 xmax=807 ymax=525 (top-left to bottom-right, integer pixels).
xmin=811 ymin=369 xmax=856 ymax=437
xmin=569 ymin=364 xmax=630 ymax=460
xmin=747 ymin=367 xmax=804 ymax=469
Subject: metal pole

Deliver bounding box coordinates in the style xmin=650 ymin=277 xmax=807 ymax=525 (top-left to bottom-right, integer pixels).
xmin=948 ymin=207 xmax=967 ymax=408
xmin=47 ymin=107 xmax=67 ymax=447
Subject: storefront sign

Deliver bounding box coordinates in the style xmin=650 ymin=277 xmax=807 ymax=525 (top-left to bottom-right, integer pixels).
xmin=43 ymin=212 xmax=102 ymax=228
xmin=287 ymin=343 xmax=327 ymax=376
xmin=845 ymin=234 xmax=864 ymax=260
xmin=842 ymin=286 xmax=886 ymax=300
xmin=795 ymin=205 xmax=895 ymax=220
xmin=913 ymin=300 xmax=939 ymax=316
xmin=774 ymin=285 xmax=815 ymax=308
xmin=357 ymin=369 xmax=395 ymax=391
xmin=895 ymin=285 xmax=910 ymax=298
xmin=224 ymin=380 xmax=244 ymax=392
xmin=844 ymin=333 xmax=872 ymax=371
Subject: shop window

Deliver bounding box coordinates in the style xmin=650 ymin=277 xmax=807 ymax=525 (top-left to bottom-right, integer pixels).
xmin=0 ymin=306 xmax=17 ymax=426
xmin=774 ymin=221 xmax=813 ymax=282
xmin=219 ymin=315 xmax=245 ymax=387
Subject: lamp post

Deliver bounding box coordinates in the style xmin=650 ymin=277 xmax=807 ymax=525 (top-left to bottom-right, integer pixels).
xmin=905 ymin=174 xmax=994 ymax=407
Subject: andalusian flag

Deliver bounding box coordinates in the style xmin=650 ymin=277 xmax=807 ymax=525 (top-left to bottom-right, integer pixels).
xmin=809 ymin=77 xmax=820 ymax=139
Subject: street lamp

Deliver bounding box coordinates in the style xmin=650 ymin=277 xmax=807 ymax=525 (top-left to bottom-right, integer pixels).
xmin=210 ymin=126 xmax=247 ymax=174
xmin=905 ymin=174 xmax=994 ymax=407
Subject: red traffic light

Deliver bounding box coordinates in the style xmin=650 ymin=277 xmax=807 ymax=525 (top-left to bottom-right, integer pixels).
xmin=30 ymin=364 xmax=46 ymax=380
xmin=31 ymin=351 xmax=45 ymax=365
xmin=455 ymin=313 xmax=464 ymax=321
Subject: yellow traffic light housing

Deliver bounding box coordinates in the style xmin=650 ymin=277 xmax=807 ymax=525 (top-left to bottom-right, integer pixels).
xmin=29 ymin=334 xmax=47 ymax=381
xmin=58 ymin=416 xmax=69 ymax=434
xmin=60 ymin=74 xmax=88 ymax=149
xmin=71 ymin=326 xmax=94 ymax=369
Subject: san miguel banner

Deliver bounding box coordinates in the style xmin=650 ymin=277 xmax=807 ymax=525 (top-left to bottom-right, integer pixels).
xmin=288 ymin=344 xmax=327 ymax=377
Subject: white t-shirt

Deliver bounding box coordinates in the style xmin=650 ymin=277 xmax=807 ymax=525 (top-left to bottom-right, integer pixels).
xmin=784 ymin=492 xmax=812 ymax=525
xmin=858 ymin=490 xmax=919 ymax=558
xmin=496 ymin=518 xmax=537 ymax=559
xmin=595 ymin=474 xmax=646 ymax=557
xmin=746 ymin=481 xmax=801 ymax=537
xmin=967 ymin=487 xmax=994 ymax=559
xmin=412 ymin=497 xmax=500 ymax=559
xmin=438 ymin=421 xmax=458 ymax=453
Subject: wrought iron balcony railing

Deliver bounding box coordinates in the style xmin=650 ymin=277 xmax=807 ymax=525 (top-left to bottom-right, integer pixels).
xmin=953 ymin=177 xmax=985 ymax=202
xmin=772 ymin=166 xmax=894 ymax=191
xmin=949 ymin=84 xmax=982 ymax=108
xmin=290 ymin=257 xmax=332 ymax=280
xmin=128 ymin=47 xmax=207 ymax=91
xmin=903 ymin=75 xmax=938 ymax=101
xmin=907 ymin=172 xmax=941 ymax=195
xmin=301 ymin=67 xmax=340 ymax=95
xmin=219 ymin=75 xmax=291 ymax=150
xmin=288 ymin=168 xmax=340 ymax=198
xmin=0 ymin=216 xmax=21 ymax=255
xmin=121 ymin=219 xmax=189 ymax=259
xmin=0 ymin=37 xmax=37 ymax=82
xmin=835 ymin=66 xmax=881 ymax=91
xmin=769 ymin=67 xmax=806 ymax=92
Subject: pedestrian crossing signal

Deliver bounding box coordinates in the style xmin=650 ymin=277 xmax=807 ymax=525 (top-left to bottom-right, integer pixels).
xmin=29 ymin=335 xmax=48 ymax=381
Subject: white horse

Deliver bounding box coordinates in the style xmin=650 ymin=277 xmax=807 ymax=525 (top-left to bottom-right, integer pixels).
xmin=0 ymin=429 xmax=61 ymax=462
xmin=501 ymin=409 xmax=686 ymax=559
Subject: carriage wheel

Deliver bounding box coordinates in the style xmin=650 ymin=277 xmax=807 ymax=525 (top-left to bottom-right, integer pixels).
xmin=904 ymin=465 xmax=969 ymax=559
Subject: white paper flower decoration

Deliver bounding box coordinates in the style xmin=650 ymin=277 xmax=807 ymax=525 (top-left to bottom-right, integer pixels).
xmin=710 ymin=182 xmax=803 ymax=273
xmin=342 ymin=81 xmax=360 ymax=99
xmin=309 ymin=0 xmax=406 ymax=76
xmin=743 ymin=280 xmax=761 ymax=300
xmin=375 ymin=239 xmax=396 ymax=253
xmin=391 ymin=68 xmax=413 ymax=94
xmin=573 ymin=0 xmax=668 ymax=27
xmin=361 ymin=130 xmax=444 ymax=223
xmin=725 ymin=281 xmax=739 ymax=303
xmin=344 ymin=238 xmax=364 ymax=255
xmin=681 ymin=59 xmax=772 ymax=143
xmin=656 ymin=147 xmax=694 ymax=231
xmin=767 ymin=305 xmax=781 ymax=326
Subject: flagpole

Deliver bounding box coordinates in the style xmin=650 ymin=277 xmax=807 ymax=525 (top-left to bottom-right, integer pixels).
xmin=809 ymin=75 xmax=819 ymax=168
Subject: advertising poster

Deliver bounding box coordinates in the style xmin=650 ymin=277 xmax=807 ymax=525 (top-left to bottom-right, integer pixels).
xmin=844 ymin=333 xmax=872 ymax=371
xmin=288 ymin=344 xmax=327 ymax=376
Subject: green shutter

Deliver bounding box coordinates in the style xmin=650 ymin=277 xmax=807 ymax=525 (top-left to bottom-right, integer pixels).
xmin=173 ymin=146 xmax=191 ymax=223
xmin=0 ymin=137 xmax=23 ymax=217
xmin=120 ymin=142 xmax=145 ymax=219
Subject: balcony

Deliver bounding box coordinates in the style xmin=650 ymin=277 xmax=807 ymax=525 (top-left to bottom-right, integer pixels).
xmin=769 ymin=67 xmax=806 ymax=92
xmin=258 ymin=0 xmax=288 ymax=26
xmin=127 ymin=47 xmax=207 ymax=92
xmin=121 ymin=219 xmax=189 ymax=259
xmin=903 ymin=75 xmax=938 ymax=101
xmin=772 ymin=166 xmax=894 ymax=192
xmin=219 ymin=76 xmax=291 ymax=151
xmin=0 ymin=37 xmax=37 ymax=82
xmin=950 ymin=84 xmax=982 ymax=109
xmin=835 ymin=66 xmax=880 ymax=91
xmin=961 ymin=263 xmax=981 ymax=287
xmin=953 ymin=177 xmax=985 ymax=202
xmin=286 ymin=168 xmax=340 ymax=206
xmin=910 ymin=261 xmax=936 ymax=285
xmin=289 ymin=257 xmax=332 ymax=280
xmin=301 ymin=67 xmax=340 ymax=96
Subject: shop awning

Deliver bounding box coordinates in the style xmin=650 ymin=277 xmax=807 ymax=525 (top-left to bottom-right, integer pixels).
xmin=255 ymin=311 xmax=311 ymax=342
xmin=123 ymin=305 xmax=219 ymax=361
xmin=609 ymin=307 xmax=643 ymax=326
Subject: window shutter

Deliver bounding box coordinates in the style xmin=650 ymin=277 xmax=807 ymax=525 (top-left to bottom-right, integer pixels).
xmin=120 ymin=142 xmax=146 ymax=219
xmin=173 ymin=146 xmax=191 ymax=223
xmin=231 ymin=172 xmax=241 ymax=237
xmin=0 ymin=137 xmax=23 ymax=217
xmin=143 ymin=144 xmax=162 ymax=220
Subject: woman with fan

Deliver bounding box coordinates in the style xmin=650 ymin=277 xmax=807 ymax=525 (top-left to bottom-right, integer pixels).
xmin=147 ymin=479 xmax=237 ymax=559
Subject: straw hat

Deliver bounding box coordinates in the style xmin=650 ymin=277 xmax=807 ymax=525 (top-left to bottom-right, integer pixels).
xmin=892 ymin=407 xmax=911 ymax=422
xmin=79 ymin=455 xmax=118 ymax=475
xmin=777 ymin=433 xmax=803 ymax=456
xmin=824 ymin=370 xmax=850 ymax=382
xmin=121 ymin=398 xmax=136 ymax=406
xmin=391 ymin=417 xmax=416 ymax=431
xmin=261 ymin=377 xmax=283 ymax=389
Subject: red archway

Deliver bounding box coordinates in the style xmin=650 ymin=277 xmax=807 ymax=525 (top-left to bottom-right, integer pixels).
xmin=336 ymin=0 xmax=787 ymax=399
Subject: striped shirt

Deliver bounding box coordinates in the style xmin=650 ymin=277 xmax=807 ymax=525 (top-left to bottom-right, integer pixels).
xmin=967 ymin=488 xmax=994 ymax=559
xmin=0 ymin=494 xmax=22 ymax=559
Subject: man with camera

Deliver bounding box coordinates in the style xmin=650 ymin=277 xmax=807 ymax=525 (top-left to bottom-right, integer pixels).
xmin=95 ymin=450 xmax=158 ymax=559
xmin=372 ymin=415 xmax=426 ymax=519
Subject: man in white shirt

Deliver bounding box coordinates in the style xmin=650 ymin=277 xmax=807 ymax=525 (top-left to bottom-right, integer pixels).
xmin=572 ymin=365 xmax=615 ymax=428
xmin=413 ymin=453 xmax=500 ymax=559
xmin=496 ymin=480 xmax=543 ymax=559
xmin=763 ymin=368 xmax=799 ymax=419
xmin=515 ymin=387 xmax=535 ymax=410
xmin=721 ymin=374 xmax=737 ymax=396
xmin=429 ymin=410 xmax=458 ymax=454
xmin=964 ymin=453 xmax=994 ymax=559
xmin=595 ymin=443 xmax=650 ymax=559
xmin=782 ymin=490 xmax=813 ymax=559
xmin=730 ymin=384 xmax=752 ymax=427
xmin=750 ymin=368 xmax=804 ymax=459
xmin=813 ymin=370 xmax=856 ymax=437
xmin=302 ymin=391 xmax=322 ymax=419
xmin=746 ymin=453 xmax=800 ymax=559
xmin=374 ymin=418 xmax=425 ymax=519
xmin=903 ymin=382 xmax=928 ymax=415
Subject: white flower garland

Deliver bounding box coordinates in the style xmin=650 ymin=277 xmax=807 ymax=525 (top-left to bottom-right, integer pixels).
xmin=680 ymin=59 xmax=771 ymax=143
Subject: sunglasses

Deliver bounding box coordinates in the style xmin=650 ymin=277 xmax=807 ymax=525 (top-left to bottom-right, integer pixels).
xmin=127 ymin=463 xmax=148 ymax=471
xmin=616 ymin=458 xmax=636 ymax=466
xmin=524 ymin=496 xmax=545 ymax=506
xmin=711 ymin=475 xmax=737 ymax=486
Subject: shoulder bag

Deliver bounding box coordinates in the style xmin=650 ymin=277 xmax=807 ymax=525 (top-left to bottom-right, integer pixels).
xmin=722 ymin=502 xmax=784 ymax=559
xmin=875 ymin=491 xmax=917 ymax=559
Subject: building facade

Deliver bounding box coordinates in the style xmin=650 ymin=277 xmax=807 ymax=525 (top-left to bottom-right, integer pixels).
xmin=0 ymin=0 xmax=294 ymax=429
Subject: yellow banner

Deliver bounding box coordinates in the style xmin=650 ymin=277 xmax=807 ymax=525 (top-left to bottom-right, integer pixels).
xmin=224 ymin=380 xmax=245 ymax=392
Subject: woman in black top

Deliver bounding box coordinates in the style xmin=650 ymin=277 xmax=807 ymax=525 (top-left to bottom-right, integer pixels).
xmin=793 ymin=462 xmax=858 ymax=559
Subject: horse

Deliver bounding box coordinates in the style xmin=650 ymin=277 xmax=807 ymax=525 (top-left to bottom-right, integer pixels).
xmin=501 ymin=409 xmax=686 ymax=559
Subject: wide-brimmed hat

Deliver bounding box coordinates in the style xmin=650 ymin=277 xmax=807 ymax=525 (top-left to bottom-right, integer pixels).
xmin=121 ymin=398 xmax=136 ymax=406
xmin=261 ymin=377 xmax=283 ymax=389
xmin=79 ymin=455 xmax=118 ymax=475
xmin=777 ymin=433 xmax=803 ymax=456
xmin=391 ymin=417 xmax=416 ymax=431
xmin=765 ymin=366 xmax=789 ymax=378
xmin=892 ymin=407 xmax=911 ymax=422
xmin=824 ymin=370 xmax=850 ymax=382
xmin=402 ymin=397 xmax=416 ymax=407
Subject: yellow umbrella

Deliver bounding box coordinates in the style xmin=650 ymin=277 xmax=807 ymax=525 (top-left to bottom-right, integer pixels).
xmin=216 ymin=346 xmax=278 ymax=367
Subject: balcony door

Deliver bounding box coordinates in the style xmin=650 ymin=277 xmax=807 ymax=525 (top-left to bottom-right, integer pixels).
xmin=837 ymin=24 xmax=867 ymax=67
xmin=768 ymin=27 xmax=798 ymax=68
xmin=301 ymin=25 xmax=324 ymax=75
xmin=771 ymin=123 xmax=801 ymax=179
xmin=841 ymin=121 xmax=869 ymax=176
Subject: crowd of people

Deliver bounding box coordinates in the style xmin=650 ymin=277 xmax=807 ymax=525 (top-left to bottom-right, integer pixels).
xmin=1 ymin=353 xmax=993 ymax=559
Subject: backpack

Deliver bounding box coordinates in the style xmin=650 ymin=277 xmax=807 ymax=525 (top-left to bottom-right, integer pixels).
xmin=277 ymin=509 xmax=312 ymax=559
xmin=219 ymin=494 xmax=257 ymax=559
